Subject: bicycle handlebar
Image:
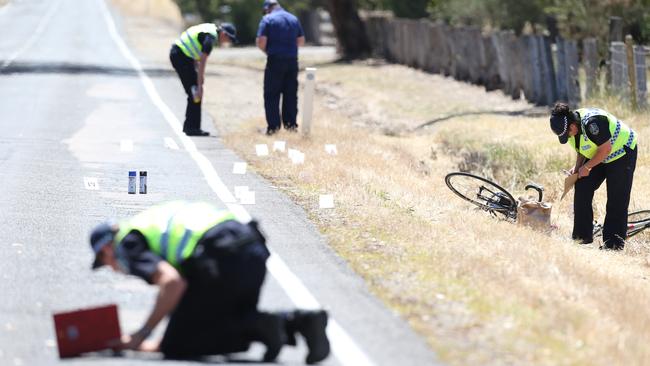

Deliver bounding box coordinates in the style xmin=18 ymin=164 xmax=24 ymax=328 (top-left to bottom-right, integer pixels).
xmin=525 ymin=183 xmax=544 ymax=202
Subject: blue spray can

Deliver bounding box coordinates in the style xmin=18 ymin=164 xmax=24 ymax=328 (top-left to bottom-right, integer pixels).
xmin=128 ymin=171 xmax=137 ymax=194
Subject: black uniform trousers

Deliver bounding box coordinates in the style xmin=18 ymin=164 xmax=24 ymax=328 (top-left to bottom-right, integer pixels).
xmin=573 ymin=146 xmax=637 ymax=249
xmin=169 ymin=45 xmax=202 ymax=133
xmin=159 ymin=221 xmax=277 ymax=359
xmin=264 ymin=55 xmax=299 ymax=132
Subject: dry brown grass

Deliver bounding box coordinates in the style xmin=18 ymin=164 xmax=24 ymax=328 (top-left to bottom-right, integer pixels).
xmin=222 ymin=61 xmax=650 ymax=365
xmin=110 ymin=2 xmax=650 ymax=363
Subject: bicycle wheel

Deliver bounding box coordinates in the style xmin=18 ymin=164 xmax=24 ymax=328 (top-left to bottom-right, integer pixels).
xmin=627 ymin=210 xmax=650 ymax=238
xmin=445 ymin=172 xmax=517 ymax=219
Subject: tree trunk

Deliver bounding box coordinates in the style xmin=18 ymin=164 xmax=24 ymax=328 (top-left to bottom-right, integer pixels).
xmin=325 ymin=0 xmax=371 ymax=60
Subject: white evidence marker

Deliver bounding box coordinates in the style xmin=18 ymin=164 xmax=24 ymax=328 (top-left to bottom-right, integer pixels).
xmin=164 ymin=137 xmax=179 ymax=150
xmin=240 ymin=190 xmax=256 ymax=205
xmin=273 ymin=140 xmax=286 ymax=152
xmin=325 ymin=144 xmax=338 ymax=155
xmin=288 ymin=149 xmax=305 ymax=164
xmin=232 ymin=162 xmax=247 ymax=175
xmin=234 ymin=186 xmax=249 ymax=199
xmin=120 ymin=139 xmax=133 ymax=152
xmin=255 ymin=144 xmax=270 ymax=156
xmin=83 ymin=177 xmax=99 ymax=190
xmin=319 ymin=194 xmax=335 ymax=209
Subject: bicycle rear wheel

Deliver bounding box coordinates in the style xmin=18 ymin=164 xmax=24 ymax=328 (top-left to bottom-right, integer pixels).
xmin=627 ymin=210 xmax=650 ymax=238
xmin=445 ymin=172 xmax=517 ymax=220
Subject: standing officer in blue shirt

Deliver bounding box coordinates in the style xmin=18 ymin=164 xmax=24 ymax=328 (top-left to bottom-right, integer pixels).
xmin=256 ymin=0 xmax=305 ymax=135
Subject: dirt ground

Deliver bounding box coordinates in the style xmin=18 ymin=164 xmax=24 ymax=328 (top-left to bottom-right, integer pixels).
xmin=111 ymin=2 xmax=650 ymax=366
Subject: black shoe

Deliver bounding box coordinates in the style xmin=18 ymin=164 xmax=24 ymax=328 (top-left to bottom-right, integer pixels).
xmin=285 ymin=124 xmax=299 ymax=132
xmin=266 ymin=128 xmax=279 ymax=136
xmin=295 ymin=310 xmax=330 ymax=364
xmin=185 ymin=129 xmax=210 ymax=136
xmin=254 ymin=313 xmax=286 ymax=363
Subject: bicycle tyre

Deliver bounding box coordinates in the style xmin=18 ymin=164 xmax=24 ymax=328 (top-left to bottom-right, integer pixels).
xmin=445 ymin=172 xmax=517 ymax=219
xmin=627 ymin=210 xmax=650 ymax=238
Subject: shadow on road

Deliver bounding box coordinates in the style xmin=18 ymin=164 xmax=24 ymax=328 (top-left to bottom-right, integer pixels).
xmin=0 ymin=61 xmax=222 ymax=78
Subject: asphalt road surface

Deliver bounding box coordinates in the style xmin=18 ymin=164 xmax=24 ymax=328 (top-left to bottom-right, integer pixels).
xmin=0 ymin=0 xmax=439 ymax=365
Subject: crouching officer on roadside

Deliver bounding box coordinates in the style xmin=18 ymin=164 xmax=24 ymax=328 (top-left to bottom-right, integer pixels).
xmin=90 ymin=201 xmax=330 ymax=364
xmin=550 ymin=102 xmax=638 ymax=250
xmin=170 ymin=23 xmax=237 ymax=136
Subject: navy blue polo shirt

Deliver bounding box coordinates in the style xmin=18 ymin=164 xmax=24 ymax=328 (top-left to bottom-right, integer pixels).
xmin=257 ymin=7 xmax=304 ymax=57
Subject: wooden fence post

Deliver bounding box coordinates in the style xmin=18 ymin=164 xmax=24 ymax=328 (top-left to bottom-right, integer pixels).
xmin=625 ymin=35 xmax=638 ymax=110
xmin=634 ymin=46 xmax=648 ymax=108
xmin=525 ymin=35 xmax=541 ymax=103
xmin=583 ymin=38 xmax=600 ymax=98
xmin=555 ymin=37 xmax=568 ymax=102
xmin=565 ymin=39 xmax=581 ymax=107
xmin=539 ymin=36 xmax=558 ymax=105
xmin=609 ymin=16 xmax=624 ymax=43
xmin=609 ymin=41 xmax=628 ymax=99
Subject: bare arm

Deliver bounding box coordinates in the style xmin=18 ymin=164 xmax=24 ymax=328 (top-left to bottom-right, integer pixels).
xmin=117 ymin=261 xmax=187 ymax=351
xmin=573 ymin=154 xmax=586 ymax=173
xmin=256 ymin=36 xmax=268 ymax=53
xmin=579 ymin=141 xmax=612 ymax=177
xmin=297 ymin=36 xmax=305 ymax=47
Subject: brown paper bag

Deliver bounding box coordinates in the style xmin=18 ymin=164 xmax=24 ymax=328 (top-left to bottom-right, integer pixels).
xmin=517 ymin=197 xmax=552 ymax=231
xmin=561 ymin=173 xmax=579 ymax=201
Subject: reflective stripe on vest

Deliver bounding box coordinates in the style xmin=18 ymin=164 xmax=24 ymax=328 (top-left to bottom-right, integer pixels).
xmin=114 ymin=201 xmax=237 ymax=269
xmin=568 ymin=108 xmax=638 ymax=163
xmin=174 ymin=23 xmax=218 ymax=60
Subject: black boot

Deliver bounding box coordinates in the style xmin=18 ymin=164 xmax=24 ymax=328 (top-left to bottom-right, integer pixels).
xmin=291 ymin=310 xmax=330 ymax=364
xmin=248 ymin=313 xmax=286 ymax=362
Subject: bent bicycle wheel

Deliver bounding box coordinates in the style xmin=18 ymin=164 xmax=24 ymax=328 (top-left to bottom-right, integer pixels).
xmin=445 ymin=172 xmax=517 ymax=220
xmin=627 ymin=210 xmax=650 ymax=238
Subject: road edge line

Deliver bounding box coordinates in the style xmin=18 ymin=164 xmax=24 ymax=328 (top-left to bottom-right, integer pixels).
xmin=97 ymin=1 xmax=375 ymax=365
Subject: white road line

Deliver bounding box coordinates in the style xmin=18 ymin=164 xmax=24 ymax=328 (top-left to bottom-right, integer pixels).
xmin=120 ymin=139 xmax=133 ymax=152
xmin=1 ymin=0 xmax=59 ymax=70
xmin=164 ymin=137 xmax=179 ymax=150
xmin=98 ymin=1 xmax=375 ymax=365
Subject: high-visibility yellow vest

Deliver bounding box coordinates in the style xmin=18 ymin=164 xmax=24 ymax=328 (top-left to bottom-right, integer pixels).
xmin=114 ymin=201 xmax=236 ymax=269
xmin=175 ymin=23 xmax=218 ymax=60
xmin=568 ymin=108 xmax=637 ymax=163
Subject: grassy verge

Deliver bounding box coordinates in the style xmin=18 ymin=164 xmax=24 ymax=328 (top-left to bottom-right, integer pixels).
xmin=220 ymin=59 xmax=650 ymax=365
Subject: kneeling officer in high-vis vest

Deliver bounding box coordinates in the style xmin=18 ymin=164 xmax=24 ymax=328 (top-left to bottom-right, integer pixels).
xmin=170 ymin=23 xmax=237 ymax=136
xmin=550 ymin=103 xmax=638 ymax=250
xmin=90 ymin=201 xmax=330 ymax=364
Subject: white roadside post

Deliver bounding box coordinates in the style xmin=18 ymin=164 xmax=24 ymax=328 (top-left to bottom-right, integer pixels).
xmin=301 ymin=67 xmax=317 ymax=136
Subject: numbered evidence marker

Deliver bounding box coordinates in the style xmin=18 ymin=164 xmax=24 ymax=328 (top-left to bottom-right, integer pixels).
xmin=325 ymin=144 xmax=338 ymax=155
xmin=240 ymin=190 xmax=256 ymax=205
xmin=288 ymin=149 xmax=305 ymax=164
xmin=232 ymin=162 xmax=247 ymax=175
xmin=273 ymin=141 xmax=286 ymax=152
xmin=234 ymin=186 xmax=249 ymax=198
xmin=83 ymin=177 xmax=99 ymax=190
xmin=319 ymin=194 xmax=334 ymax=209
xmin=255 ymin=144 xmax=269 ymax=157
xmin=234 ymin=185 xmax=255 ymax=205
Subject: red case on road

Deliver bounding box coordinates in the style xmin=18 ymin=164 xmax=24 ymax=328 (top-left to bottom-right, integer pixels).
xmin=53 ymin=304 xmax=121 ymax=358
